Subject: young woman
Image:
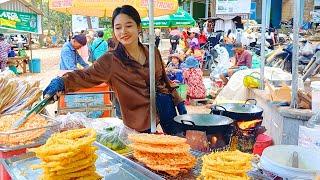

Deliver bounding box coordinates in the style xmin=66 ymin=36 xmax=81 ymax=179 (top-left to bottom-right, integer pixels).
xmin=182 ymin=56 xmax=206 ymax=102
xmin=43 ymin=5 xmax=187 ymax=135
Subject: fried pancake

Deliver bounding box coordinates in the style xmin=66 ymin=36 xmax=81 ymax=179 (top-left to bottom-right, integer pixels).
xmin=133 ymin=151 xmax=196 ymax=165
xmin=129 ymin=143 xmax=190 ymax=154
xmin=128 ymin=133 xmax=187 ymax=145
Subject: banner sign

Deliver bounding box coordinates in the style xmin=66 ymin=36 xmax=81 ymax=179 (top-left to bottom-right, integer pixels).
xmin=216 ymin=0 xmax=252 ymax=15
xmin=0 ymin=10 xmax=38 ymax=33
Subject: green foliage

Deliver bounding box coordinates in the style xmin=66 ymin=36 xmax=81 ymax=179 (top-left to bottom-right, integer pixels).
xmin=103 ymin=28 xmax=113 ymax=40
xmin=31 ymin=0 xmax=72 ymax=38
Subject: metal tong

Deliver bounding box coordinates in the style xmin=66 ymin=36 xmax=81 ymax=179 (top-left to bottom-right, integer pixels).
xmin=11 ymin=95 xmax=52 ymax=129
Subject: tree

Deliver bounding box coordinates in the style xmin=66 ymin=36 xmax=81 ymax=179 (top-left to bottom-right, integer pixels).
xmin=30 ymin=0 xmax=72 ymax=41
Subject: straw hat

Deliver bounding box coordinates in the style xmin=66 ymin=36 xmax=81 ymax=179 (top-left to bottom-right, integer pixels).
xmin=169 ymin=53 xmax=182 ymax=62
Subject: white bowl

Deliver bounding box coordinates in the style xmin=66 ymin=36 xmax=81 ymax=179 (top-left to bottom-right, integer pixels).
xmin=260 ymin=145 xmax=320 ymax=179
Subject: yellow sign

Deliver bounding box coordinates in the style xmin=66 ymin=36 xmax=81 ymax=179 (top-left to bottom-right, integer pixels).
xmin=49 ymin=0 xmax=178 ymax=17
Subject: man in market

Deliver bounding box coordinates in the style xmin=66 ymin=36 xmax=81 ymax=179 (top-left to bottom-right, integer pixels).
xmin=219 ymin=42 xmax=252 ymax=85
xmin=155 ymin=28 xmax=161 ymax=48
xmin=60 ymin=34 xmax=89 ymax=70
xmin=0 ymin=34 xmax=11 ymax=72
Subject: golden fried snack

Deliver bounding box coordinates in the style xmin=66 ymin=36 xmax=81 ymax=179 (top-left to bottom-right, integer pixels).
xmin=129 ymin=143 xmax=190 ymax=154
xmin=146 ymin=164 xmax=181 ymax=171
xmin=41 ymin=147 xmax=97 ymax=167
xmin=0 ymin=113 xmax=48 ymax=146
xmin=31 ymin=129 xmax=96 ymax=156
xmin=31 ymin=129 xmax=101 ymax=180
xmin=128 ymin=133 xmax=187 ymax=145
xmin=133 ymin=151 xmax=196 ymax=165
xmin=48 ymin=154 xmax=97 ymax=172
xmin=42 ymin=166 xmax=95 ymax=180
xmin=129 ymin=133 xmax=196 ymax=177
xmin=76 ymin=173 xmax=102 ymax=180
xmin=166 ymin=170 xmax=181 ymax=177
xmin=199 ymin=150 xmax=253 ymax=180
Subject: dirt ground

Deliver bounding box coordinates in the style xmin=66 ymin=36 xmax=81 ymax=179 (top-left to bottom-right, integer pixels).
xmin=20 ymin=45 xmax=210 ymax=116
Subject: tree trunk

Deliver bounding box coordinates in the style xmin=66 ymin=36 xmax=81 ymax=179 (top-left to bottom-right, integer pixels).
xmin=86 ymin=16 xmax=92 ymax=29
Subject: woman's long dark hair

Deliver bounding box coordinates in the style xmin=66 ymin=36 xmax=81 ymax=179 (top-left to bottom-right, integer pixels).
xmin=112 ymin=5 xmax=142 ymax=29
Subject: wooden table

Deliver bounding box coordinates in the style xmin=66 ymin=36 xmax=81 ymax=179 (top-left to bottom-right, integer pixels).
xmin=7 ymin=56 xmax=30 ymax=73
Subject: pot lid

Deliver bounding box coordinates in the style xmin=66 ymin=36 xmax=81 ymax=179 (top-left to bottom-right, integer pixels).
xmin=214 ymin=103 xmax=263 ymax=114
xmin=174 ymin=114 xmax=233 ymax=127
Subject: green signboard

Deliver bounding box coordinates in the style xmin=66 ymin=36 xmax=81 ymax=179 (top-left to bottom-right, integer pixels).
xmin=0 ymin=10 xmax=38 ymax=33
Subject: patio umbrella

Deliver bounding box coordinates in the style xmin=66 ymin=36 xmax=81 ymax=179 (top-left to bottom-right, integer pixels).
xmin=141 ymin=8 xmax=195 ymax=28
xmin=49 ymin=0 xmax=178 ymax=18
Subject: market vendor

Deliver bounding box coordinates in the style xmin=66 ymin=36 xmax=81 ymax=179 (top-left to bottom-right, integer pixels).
xmin=44 ymin=5 xmax=187 ymax=135
xmin=59 ymin=34 xmax=89 ymax=70
xmin=219 ymin=42 xmax=252 ymax=85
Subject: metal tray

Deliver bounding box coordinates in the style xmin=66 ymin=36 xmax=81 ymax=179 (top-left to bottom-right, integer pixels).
xmin=1 ymin=142 xmax=163 ymax=180
xmin=127 ymin=150 xmax=206 ymax=180
xmin=0 ymin=114 xmax=61 ymax=152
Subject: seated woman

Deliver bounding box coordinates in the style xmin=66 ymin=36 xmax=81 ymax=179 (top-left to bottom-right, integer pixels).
xmin=166 ymin=53 xmax=183 ymax=83
xmin=182 ymin=56 xmax=206 ymax=102
xmin=219 ymin=42 xmax=252 ymax=85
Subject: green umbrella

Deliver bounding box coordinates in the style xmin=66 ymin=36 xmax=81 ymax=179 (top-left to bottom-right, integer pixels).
xmin=141 ymin=8 xmax=195 ymax=28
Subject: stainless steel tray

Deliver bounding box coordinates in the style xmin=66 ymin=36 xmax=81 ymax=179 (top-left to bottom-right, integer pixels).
xmin=0 ymin=114 xmax=61 ymax=152
xmin=1 ymin=142 xmax=163 ymax=180
xmin=127 ymin=150 xmax=206 ymax=180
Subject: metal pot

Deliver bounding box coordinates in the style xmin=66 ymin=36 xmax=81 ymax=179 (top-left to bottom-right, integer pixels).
xmin=210 ymin=99 xmax=263 ymax=121
xmin=174 ymin=114 xmax=234 ymax=135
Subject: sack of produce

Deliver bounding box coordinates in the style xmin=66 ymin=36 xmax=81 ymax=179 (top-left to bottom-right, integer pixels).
xmin=96 ymin=122 xmax=136 ymax=154
xmin=56 ymin=112 xmax=87 ymax=132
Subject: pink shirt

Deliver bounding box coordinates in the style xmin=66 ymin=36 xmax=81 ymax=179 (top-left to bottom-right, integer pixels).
xmin=236 ymin=50 xmax=252 ymax=68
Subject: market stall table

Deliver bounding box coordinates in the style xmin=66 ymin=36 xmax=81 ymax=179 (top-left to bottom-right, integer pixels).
xmin=7 ymin=56 xmax=30 ymax=73
xmin=1 ymin=142 xmax=163 ymax=180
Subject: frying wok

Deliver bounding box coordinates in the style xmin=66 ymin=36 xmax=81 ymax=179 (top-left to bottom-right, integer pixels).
xmin=210 ymin=99 xmax=263 ymax=121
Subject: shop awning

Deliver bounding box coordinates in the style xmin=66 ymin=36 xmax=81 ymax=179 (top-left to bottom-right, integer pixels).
xmin=141 ymin=7 xmax=195 ymax=28
xmin=48 ymin=0 xmax=178 ymax=18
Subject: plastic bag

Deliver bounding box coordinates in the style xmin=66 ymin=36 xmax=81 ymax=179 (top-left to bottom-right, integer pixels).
xmin=95 ymin=121 xmax=137 ymax=154
xmin=55 ymin=112 xmax=87 ymax=132
xmin=243 ymin=72 xmax=260 ymax=88
xmin=298 ymin=126 xmax=320 ymax=152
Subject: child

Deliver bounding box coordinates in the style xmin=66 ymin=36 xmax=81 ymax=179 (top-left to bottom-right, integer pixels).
xmin=166 ymin=53 xmax=183 ymax=83
xmin=182 ymin=56 xmax=206 ymax=103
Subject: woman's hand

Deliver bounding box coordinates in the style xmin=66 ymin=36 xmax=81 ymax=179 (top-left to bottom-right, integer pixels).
xmin=43 ymin=77 xmax=65 ymax=102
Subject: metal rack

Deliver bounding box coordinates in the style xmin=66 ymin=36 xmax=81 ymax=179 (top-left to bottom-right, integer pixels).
xmin=1 ymin=142 xmax=164 ymax=180
xmin=57 ymin=91 xmax=116 ymax=118
xmin=127 ymin=150 xmax=206 ymax=180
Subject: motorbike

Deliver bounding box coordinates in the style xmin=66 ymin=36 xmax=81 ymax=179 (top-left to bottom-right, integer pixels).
xmin=201 ymin=34 xmax=223 ymax=72
xmin=268 ymin=41 xmax=314 ymax=73
xmin=302 ymin=45 xmax=320 ymax=81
